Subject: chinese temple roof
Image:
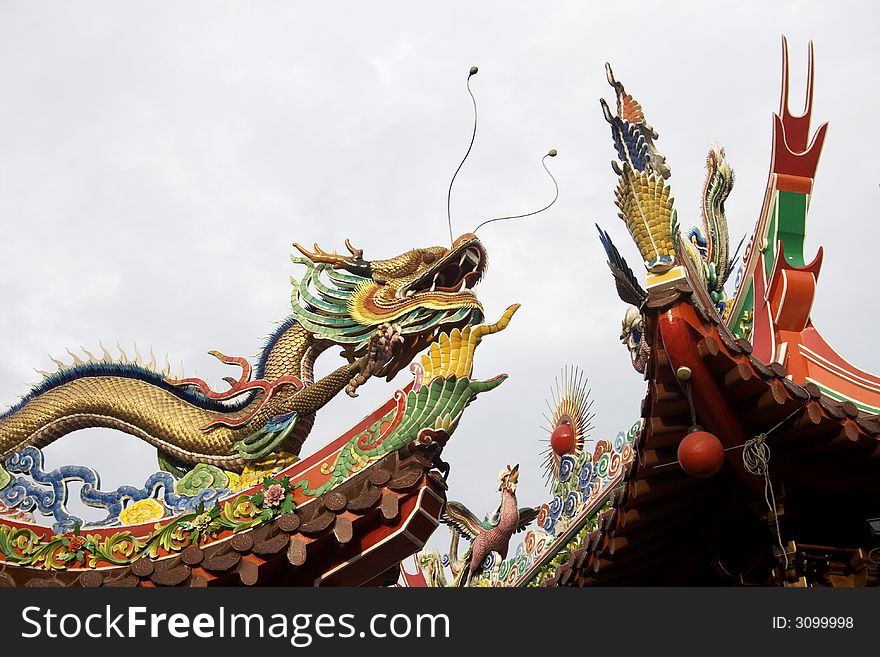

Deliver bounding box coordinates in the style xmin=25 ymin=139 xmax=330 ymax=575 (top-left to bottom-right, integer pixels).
xmin=530 ymin=38 xmax=880 ymax=587
xmin=547 ymin=280 xmax=880 ymax=586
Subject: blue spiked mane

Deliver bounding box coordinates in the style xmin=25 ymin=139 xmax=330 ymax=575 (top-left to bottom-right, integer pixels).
xmin=0 ymin=316 xmax=303 ymax=420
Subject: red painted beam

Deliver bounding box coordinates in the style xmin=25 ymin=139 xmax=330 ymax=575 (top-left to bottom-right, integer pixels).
xmin=659 ymin=310 xmax=763 ymax=494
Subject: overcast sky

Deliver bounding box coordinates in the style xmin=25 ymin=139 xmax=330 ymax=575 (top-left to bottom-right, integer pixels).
xmin=0 ymin=2 xmax=878 ymax=554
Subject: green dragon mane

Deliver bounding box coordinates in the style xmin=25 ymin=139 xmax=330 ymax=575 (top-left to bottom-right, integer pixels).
xmin=289 ymin=256 xmax=478 ymax=349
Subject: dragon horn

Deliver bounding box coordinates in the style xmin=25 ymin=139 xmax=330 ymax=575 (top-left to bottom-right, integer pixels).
xmin=293 ymin=240 xmax=370 ymax=271
xmin=292 ymin=242 xmax=347 ymax=267
xmin=344 ymin=238 xmax=363 ymax=259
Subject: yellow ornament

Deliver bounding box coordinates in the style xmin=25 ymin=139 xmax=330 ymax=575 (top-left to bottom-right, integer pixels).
xmin=614 ymin=162 xmax=676 ymax=273
xmin=119 ymin=498 xmax=166 ymax=525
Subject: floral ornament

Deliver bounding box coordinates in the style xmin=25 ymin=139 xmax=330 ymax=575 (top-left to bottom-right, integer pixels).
xmin=54 ymin=523 xmax=93 ymax=566
xmin=119 ymin=499 xmax=166 ymax=525
xmin=230 ymin=497 xmax=260 ymax=521
xmin=191 ymin=512 xmax=212 ymax=532
xmin=263 ymin=484 xmax=285 ymax=508
xmin=535 ymin=536 xmax=547 ymax=555
xmin=63 ymin=527 xmax=86 ymax=565
xmin=178 ymin=501 xmax=223 ymax=536
xmin=250 ymin=475 xmax=297 ymax=522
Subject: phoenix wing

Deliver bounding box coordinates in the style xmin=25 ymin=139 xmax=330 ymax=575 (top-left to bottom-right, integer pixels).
xmin=443 ymin=501 xmax=494 ymax=542
xmin=516 ymin=507 xmax=539 ymax=533
xmin=596 ymin=224 xmax=648 ymax=308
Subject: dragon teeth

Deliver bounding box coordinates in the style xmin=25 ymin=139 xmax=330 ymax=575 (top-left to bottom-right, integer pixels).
xmin=464 ymin=248 xmax=480 ymax=269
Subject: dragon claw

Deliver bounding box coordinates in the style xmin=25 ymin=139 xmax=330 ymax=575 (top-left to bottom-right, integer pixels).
xmin=345 ymin=324 xmax=403 ymax=397
xmin=346 ymin=376 xmax=361 ymax=398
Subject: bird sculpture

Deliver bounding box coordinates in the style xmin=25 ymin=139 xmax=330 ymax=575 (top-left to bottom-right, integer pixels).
xmin=443 ymin=464 xmax=538 ymax=586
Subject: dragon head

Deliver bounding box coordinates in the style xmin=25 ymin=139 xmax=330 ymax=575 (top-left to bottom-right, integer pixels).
xmin=291 ymin=233 xmax=487 ymax=379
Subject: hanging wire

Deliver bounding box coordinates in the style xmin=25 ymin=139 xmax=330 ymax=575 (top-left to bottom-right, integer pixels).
xmin=446 ymin=66 xmax=479 ymax=245
xmin=742 ymin=433 xmax=789 ymax=573
xmin=741 ymin=401 xmax=802 ymax=578
xmin=472 ymin=150 xmax=559 ymax=233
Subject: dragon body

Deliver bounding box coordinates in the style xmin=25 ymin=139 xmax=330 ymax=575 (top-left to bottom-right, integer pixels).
xmin=0 ymin=233 xmax=489 ymax=480
xmin=681 ymin=144 xmax=738 ymax=312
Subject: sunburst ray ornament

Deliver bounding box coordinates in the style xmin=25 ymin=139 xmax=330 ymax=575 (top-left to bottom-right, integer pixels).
xmin=540 ymin=365 xmax=594 ymax=484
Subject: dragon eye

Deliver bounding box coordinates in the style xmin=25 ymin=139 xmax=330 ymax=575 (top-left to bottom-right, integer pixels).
xmin=422 ymin=252 xmax=436 ymax=265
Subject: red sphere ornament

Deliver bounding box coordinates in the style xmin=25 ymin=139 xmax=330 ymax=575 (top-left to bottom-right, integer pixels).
xmin=550 ymin=422 xmax=576 ymax=456
xmin=677 ymin=430 xmax=724 ymax=478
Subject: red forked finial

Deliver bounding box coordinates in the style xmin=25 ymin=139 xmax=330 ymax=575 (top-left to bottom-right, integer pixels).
xmin=779 ymin=36 xmax=815 ymax=153
xmin=772 ymin=36 xmax=828 ymax=179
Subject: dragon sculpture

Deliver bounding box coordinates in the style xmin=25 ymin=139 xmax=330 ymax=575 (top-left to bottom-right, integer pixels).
xmin=0 ymin=232 xmax=490 ymax=486
xmin=441 ymin=464 xmax=538 ymax=586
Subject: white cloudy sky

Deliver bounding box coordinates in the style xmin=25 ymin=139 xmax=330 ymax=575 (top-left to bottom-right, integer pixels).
xmin=0 ymin=2 xmax=878 ymax=552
